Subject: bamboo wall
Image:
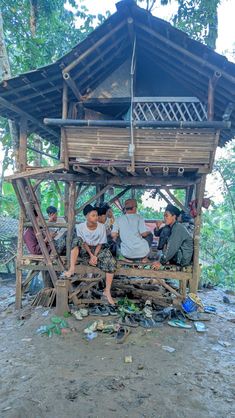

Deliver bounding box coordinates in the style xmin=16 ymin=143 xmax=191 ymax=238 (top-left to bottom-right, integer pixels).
xmin=65 ymin=127 xmax=217 ymax=167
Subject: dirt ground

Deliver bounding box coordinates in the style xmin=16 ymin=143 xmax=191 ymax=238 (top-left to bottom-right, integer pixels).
xmin=0 ymin=281 xmax=235 ymax=418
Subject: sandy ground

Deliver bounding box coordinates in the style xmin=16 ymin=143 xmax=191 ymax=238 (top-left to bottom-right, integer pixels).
xmin=0 ymin=282 xmax=235 ymax=418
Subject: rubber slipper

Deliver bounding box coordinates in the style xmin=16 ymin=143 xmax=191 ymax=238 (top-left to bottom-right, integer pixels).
xmin=185 ymin=312 xmax=211 ymax=321
xmin=120 ymin=315 xmax=138 ymax=328
xmin=116 ymin=326 xmax=130 ymax=344
xmin=84 ymin=321 xmax=98 ymax=334
xmin=73 ymin=310 xmax=83 ymax=320
xmin=107 ymin=305 xmax=118 ymax=316
xmin=168 ymin=320 xmax=192 ymax=329
xmin=89 ymin=306 xmax=109 ymax=316
xmin=139 ymin=318 xmax=154 ymax=329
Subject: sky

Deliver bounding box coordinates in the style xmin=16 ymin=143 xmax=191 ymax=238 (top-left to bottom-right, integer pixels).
xmin=82 ymin=0 xmax=235 ymax=61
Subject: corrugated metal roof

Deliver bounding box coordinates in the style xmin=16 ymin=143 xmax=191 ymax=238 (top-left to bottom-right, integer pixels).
xmin=0 ymin=0 xmax=234 ymax=146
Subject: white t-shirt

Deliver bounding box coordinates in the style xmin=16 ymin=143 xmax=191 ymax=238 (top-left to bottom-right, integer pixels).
xmin=76 ymin=222 xmax=107 ymax=246
xmin=112 ymin=213 xmax=150 ymax=258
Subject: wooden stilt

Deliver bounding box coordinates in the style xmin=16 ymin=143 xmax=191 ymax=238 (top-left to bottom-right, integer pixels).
xmin=66 ymin=181 xmax=76 ymax=267
xmin=190 ymin=175 xmax=206 ymax=293
xmin=15 ymin=211 xmax=24 ymax=309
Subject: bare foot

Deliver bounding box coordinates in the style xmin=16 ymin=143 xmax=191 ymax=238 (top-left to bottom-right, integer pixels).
xmin=103 ymin=290 xmax=115 ymax=305
xmin=64 ymin=269 xmax=75 ymax=278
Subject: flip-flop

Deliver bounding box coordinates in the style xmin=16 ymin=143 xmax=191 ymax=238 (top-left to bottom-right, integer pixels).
xmin=185 ymin=312 xmax=211 ymax=321
xmin=107 ymin=305 xmax=118 ymax=316
xmin=116 ymin=326 xmax=130 ymax=344
xmin=120 ymin=315 xmax=138 ymax=328
xmin=168 ymin=320 xmax=192 ymax=329
xmin=139 ymin=318 xmax=157 ymax=328
xmin=89 ymin=306 xmax=109 ymax=316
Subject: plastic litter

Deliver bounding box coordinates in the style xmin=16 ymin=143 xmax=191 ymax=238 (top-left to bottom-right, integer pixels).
xmin=162 ymin=345 xmax=176 ymax=353
xmin=218 ymin=340 xmax=231 ymax=347
xmin=42 ymin=310 xmax=49 ymax=317
xmin=86 ymin=331 xmax=98 ymax=341
xmin=223 ymin=296 xmax=230 ymax=304
xmin=204 ymin=305 xmax=216 ymax=313
xmin=194 ymin=322 xmax=207 ymax=332
xmin=124 ymin=356 xmax=132 ymax=363
xmin=36 ymin=317 xmax=69 ymax=337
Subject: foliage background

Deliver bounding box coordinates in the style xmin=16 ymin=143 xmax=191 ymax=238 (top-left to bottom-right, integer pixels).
xmin=0 ymin=0 xmax=234 ymax=287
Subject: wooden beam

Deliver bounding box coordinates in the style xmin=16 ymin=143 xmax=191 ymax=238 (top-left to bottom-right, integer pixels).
xmin=190 ymin=175 xmax=207 ymax=293
xmin=108 ymin=186 xmax=132 ymax=205
xmin=208 ymin=72 xmax=222 ymax=121
xmin=5 ymin=163 xmax=65 ymax=181
xmin=63 ymin=72 xmax=83 ymax=101
xmin=76 ymin=184 xmax=111 ymax=214
xmin=63 ymin=20 xmax=126 ymax=73
xmin=138 ymin=23 xmax=235 ymax=85
xmin=0 ymin=96 xmax=58 ymax=139
xmin=13 ymin=171 xmax=200 ymax=187
xmin=163 ymin=186 xmax=187 ymax=212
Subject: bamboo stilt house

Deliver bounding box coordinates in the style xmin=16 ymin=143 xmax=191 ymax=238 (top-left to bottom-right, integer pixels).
xmin=1 ymin=0 xmax=235 ymax=309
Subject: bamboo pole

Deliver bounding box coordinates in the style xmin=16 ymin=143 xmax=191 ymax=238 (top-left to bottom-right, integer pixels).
xmin=18 ymin=118 xmax=27 ymax=172
xmin=190 ymin=175 xmax=206 ymax=293
xmin=15 ymin=211 xmax=24 ymax=309
xmin=61 ymin=82 xmax=69 ymax=169
xmin=63 ymin=20 xmax=126 ymax=73
xmin=66 ymin=182 xmax=76 ymax=267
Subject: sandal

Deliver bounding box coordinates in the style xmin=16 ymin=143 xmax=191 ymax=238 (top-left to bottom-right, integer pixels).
xmin=107 ymin=305 xmax=118 ymax=316
xmin=116 ymin=326 xmax=130 ymax=344
xmin=120 ymin=315 xmax=138 ymax=328
xmin=89 ymin=306 xmax=109 ymax=317
xmin=168 ymin=320 xmax=192 ymax=329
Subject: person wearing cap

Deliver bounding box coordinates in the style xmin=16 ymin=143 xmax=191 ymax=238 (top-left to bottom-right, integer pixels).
xmin=152 ymin=204 xmax=193 ymax=269
xmin=111 ymin=199 xmax=153 ymax=261
xmin=65 ymin=204 xmax=116 ymax=305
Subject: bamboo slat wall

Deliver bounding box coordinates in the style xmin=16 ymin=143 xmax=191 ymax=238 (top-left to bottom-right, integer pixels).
xmin=65 ymin=127 xmax=217 ymax=167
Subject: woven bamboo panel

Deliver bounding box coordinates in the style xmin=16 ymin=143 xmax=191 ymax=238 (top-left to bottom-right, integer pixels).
xmin=66 ymin=127 xmax=216 ymax=166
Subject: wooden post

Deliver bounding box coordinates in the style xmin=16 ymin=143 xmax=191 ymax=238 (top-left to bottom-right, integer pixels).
xmin=190 ymin=175 xmax=206 ymax=293
xmin=66 ymin=181 xmax=76 ymax=266
xmin=18 ymin=118 xmax=27 ymax=172
xmin=15 ymin=211 xmax=24 ymax=309
xmin=56 ymin=280 xmax=69 ymax=316
xmin=61 ymin=82 xmax=69 ymax=169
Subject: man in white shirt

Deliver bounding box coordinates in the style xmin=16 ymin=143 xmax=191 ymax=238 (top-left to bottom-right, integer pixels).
xmin=112 ymin=199 xmax=153 ymax=262
xmin=65 ymin=204 xmax=116 ymax=305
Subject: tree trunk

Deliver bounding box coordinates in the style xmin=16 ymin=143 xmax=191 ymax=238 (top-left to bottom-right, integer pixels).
xmin=0 ymin=11 xmax=19 ymax=170
xmin=29 ymin=0 xmax=38 ymax=37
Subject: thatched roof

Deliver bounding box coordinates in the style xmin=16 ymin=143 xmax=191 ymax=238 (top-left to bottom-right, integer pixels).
xmin=0 ymin=0 xmax=234 ymax=146
xmin=0 ymin=216 xmax=18 ymax=240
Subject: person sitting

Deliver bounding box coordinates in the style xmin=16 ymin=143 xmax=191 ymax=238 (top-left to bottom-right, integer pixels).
xmin=23 ymin=210 xmax=42 ymax=255
xmin=112 ymin=199 xmax=153 ymax=262
xmin=46 ymin=206 xmax=67 ymax=254
xmin=178 ymin=210 xmax=194 ymax=237
xmin=152 ymin=204 xmax=193 ymax=269
xmin=96 ymin=205 xmax=117 ymax=257
xmin=154 ymin=220 xmax=171 ymax=251
xmin=65 ymin=204 xmax=116 ymax=305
